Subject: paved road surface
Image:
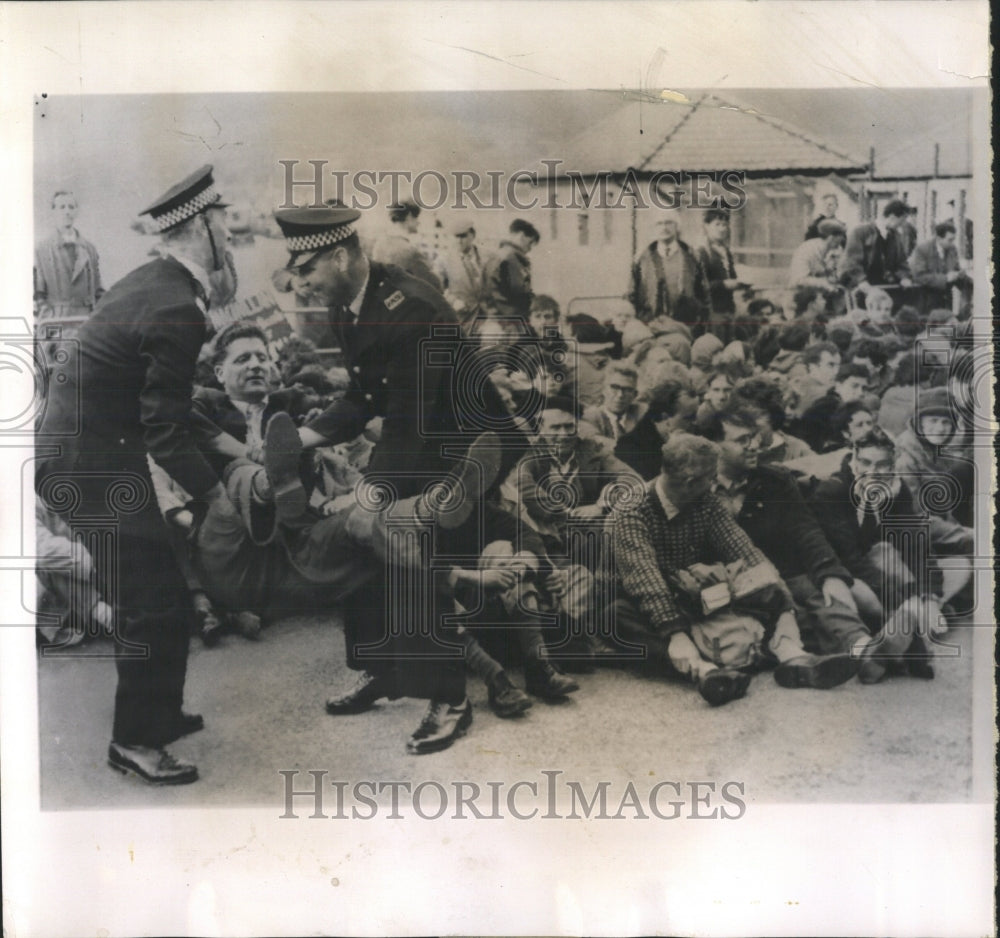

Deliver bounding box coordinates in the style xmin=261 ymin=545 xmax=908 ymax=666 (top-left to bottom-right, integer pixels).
xmin=37 ymin=614 xmax=978 ymax=811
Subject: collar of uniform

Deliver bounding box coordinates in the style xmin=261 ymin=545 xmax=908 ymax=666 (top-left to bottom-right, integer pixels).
xmin=58 ymin=228 xmax=80 ymax=246
xmin=162 ymin=251 xmax=213 ymax=305
xmin=348 ymin=263 xmax=371 ymax=320
xmin=653 ymin=475 xmax=681 ymax=520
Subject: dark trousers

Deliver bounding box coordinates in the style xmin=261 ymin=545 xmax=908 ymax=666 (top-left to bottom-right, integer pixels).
xmin=785 ymin=574 xmax=870 ymax=655
xmin=342 ymin=569 xmax=465 ymax=704
xmin=110 ymin=529 xmax=193 ymax=747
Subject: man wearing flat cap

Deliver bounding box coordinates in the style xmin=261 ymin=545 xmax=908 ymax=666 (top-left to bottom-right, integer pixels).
xmin=273 ymin=204 xmax=490 ymax=754
xmin=370 ymin=199 xmax=443 ymax=291
xmin=37 ymin=165 xmax=237 ymax=785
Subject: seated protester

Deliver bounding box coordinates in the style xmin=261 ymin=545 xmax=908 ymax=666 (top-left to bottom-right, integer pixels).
xmin=147 ymin=456 xmax=262 ymax=646
xmin=525 ymin=293 xmax=570 ymax=371
xmin=693 ymin=368 xmax=734 ymax=432
xmin=876 ymin=349 xmax=937 ymax=438
xmin=760 ymin=320 xmax=810 ymax=379
xmin=824 ymin=286 xmax=895 ymax=345
xmin=848 ymin=336 xmax=894 ymax=400
xmin=785 ymin=341 xmax=842 ymax=419
xmin=646 ymin=317 xmax=693 ymax=366
xmin=783 ymin=400 xmax=874 ymax=484
xmin=690 ymin=332 xmax=724 ymax=378
xmin=730 ymin=376 xmax=814 ymax=466
xmin=615 ymin=380 xmax=700 ymax=480
xmin=732 ymin=296 xmax=779 ymax=346
xmin=611 ymin=433 xmax=857 ymax=707
xmin=892 ymin=304 xmax=923 ymax=347
xmin=707 ymin=401 xmax=882 ymax=671
xmin=497 ymin=394 xmax=642 ymax=672
xmin=560 ymin=314 xmax=617 ymax=408
xmin=630 ymin=337 xmax=694 ymax=399
xmin=893 ymin=386 xmax=976 ymax=543
xmin=787 ymin=219 xmax=847 ymax=287
xmin=581 ymin=363 xmax=644 ymax=441
xmin=35 ymin=499 xmax=114 ymax=647
xmin=191 ymin=322 xmax=319 ymax=480
xmin=811 ymin=428 xmax=973 ymax=680
xmin=788 ymin=362 xmax=870 ymax=453
xmin=790 ymin=284 xmax=832 ymax=334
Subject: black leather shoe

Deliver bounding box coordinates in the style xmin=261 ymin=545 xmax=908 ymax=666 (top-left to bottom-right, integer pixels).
xmin=325 ymin=671 xmax=390 ymax=715
xmin=406 ymin=698 xmax=473 ymax=754
xmin=525 ymin=658 xmax=579 ymax=700
xmin=161 ymin=711 xmax=205 ymax=745
xmin=488 ymin=671 xmax=533 ymax=718
xmin=264 ymin=411 xmax=307 ymax=521
xmin=107 ymin=742 xmax=198 ymax=785
xmin=905 ymin=635 xmax=935 ymax=679
xmin=698 ymin=668 xmax=751 ymax=706
xmin=774 ymin=653 xmax=858 ymax=689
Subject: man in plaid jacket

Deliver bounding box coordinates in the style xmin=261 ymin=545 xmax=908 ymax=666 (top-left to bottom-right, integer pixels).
xmin=611 ymin=433 xmax=857 ymax=705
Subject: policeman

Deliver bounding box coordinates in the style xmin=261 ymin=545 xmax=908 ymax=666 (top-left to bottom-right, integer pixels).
xmin=273 ymin=205 xmax=474 ymax=754
xmin=37 ymin=165 xmax=237 ymax=785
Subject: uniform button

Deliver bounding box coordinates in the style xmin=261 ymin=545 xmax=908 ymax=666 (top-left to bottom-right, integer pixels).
xmin=364 ymin=393 xmax=373 ymax=402
xmin=119 ymin=438 xmax=125 ymax=445
xmin=352 ymin=365 xmax=360 ymax=374
xmin=381 ymin=377 xmax=388 ymax=385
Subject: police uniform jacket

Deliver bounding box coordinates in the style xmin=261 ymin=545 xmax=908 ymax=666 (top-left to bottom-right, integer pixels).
xmin=303 ymin=261 xmax=465 ymax=495
xmin=37 ymin=256 xmax=219 ymax=537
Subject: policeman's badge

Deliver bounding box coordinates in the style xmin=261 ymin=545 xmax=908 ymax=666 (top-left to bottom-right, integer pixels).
xmin=384 ymin=290 xmax=405 ymax=310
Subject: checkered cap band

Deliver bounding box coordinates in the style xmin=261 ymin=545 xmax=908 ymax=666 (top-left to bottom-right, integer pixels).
xmin=286 ymin=223 xmax=356 ymax=252
xmin=152 ymin=184 xmax=222 ymax=231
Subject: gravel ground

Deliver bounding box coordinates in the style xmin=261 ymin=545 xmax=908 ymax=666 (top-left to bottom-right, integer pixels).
xmin=38 ymin=613 xmax=977 ymax=811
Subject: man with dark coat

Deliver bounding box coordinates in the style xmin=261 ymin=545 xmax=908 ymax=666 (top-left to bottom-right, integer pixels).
xmin=36 ymin=165 xmax=236 ymax=785
xmin=628 ymin=210 xmax=712 ymax=335
xmin=695 ymin=207 xmax=745 ymax=342
xmin=840 ymin=199 xmax=913 ymax=298
xmin=276 ymin=205 xmax=494 ymax=754
xmin=482 ymin=217 xmax=539 ymax=323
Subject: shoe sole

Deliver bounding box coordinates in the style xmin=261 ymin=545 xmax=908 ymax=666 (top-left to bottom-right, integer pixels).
xmin=324 ymin=698 xmax=381 ymax=715
xmin=161 ymin=718 xmax=205 ymax=746
xmin=698 ymin=669 xmax=751 ymax=706
xmin=107 ymin=756 xmax=199 ymax=786
xmin=264 ymin=413 xmax=307 ymax=521
xmin=406 ymin=708 xmax=473 ymax=754
xmin=491 ymin=698 xmax=534 ymax=718
xmin=775 ymin=654 xmax=859 ymax=689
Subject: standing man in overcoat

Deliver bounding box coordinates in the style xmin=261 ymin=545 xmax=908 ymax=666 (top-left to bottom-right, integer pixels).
xmin=36 ymin=166 xmax=236 ymax=785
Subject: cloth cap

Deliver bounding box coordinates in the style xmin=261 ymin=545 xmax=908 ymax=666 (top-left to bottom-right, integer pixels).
xmin=916 ymin=387 xmax=953 ymax=419
xmin=275 ymin=206 xmax=361 ymax=269
xmin=139 ymin=164 xmax=229 ymax=232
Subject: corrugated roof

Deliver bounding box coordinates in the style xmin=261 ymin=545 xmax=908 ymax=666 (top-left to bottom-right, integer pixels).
xmin=564 ymin=92 xmax=868 ymax=177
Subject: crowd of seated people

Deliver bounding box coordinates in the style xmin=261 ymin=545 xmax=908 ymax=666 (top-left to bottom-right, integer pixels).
xmin=36 ymin=201 xmax=980 ymax=721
